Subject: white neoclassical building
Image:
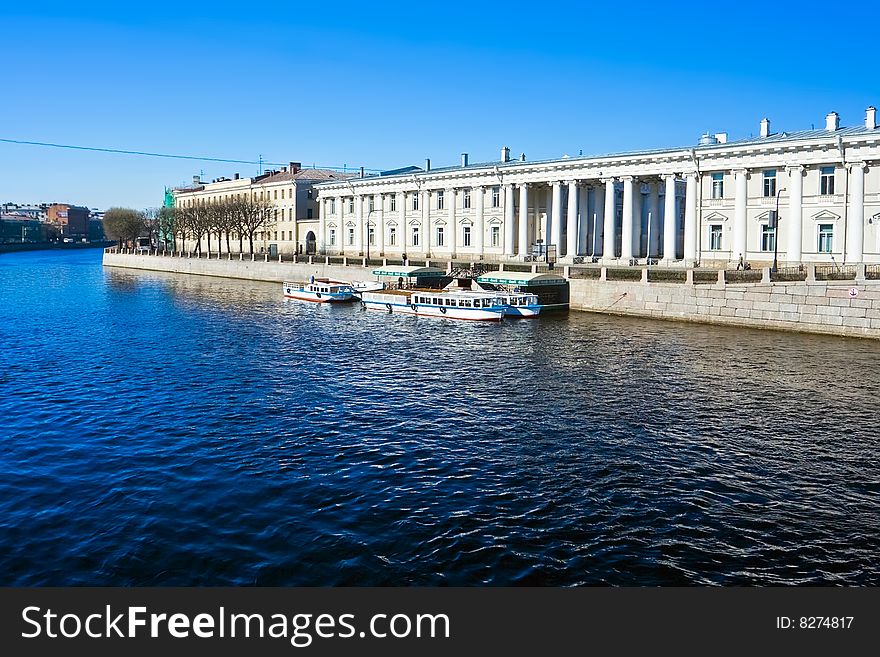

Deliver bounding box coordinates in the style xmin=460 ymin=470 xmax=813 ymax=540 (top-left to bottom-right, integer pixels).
xmin=314 ymin=107 xmax=880 ymax=267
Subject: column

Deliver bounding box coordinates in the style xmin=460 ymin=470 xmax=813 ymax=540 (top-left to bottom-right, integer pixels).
xmin=733 ymin=169 xmax=748 ymax=263
xmin=785 ymin=166 xmax=804 ymax=264
xmin=632 ymin=181 xmax=643 ymax=257
xmin=621 ymin=176 xmax=634 ymax=261
xmin=603 ymin=178 xmax=616 ymax=258
xmin=593 ymin=183 xmax=606 ymax=257
xmin=662 ymin=174 xmax=677 ymax=260
xmin=648 ymin=182 xmax=660 ymax=259
xmin=354 ymin=194 xmax=363 ymax=254
xmin=518 ymin=183 xmax=529 ymax=257
xmin=473 ymin=186 xmax=485 ymax=258
xmin=566 ymin=180 xmax=578 ymax=258
xmin=683 ymin=172 xmax=698 ymax=262
xmin=578 ymin=184 xmax=590 ymax=255
xmin=447 ymin=188 xmax=457 ymax=257
xmin=504 ymin=183 xmax=516 ymax=256
xmin=551 ymin=181 xmax=563 ymax=254
xmin=376 ymin=195 xmax=385 ymax=256
xmin=847 ymin=162 xmax=866 ymax=263
xmin=316 ymin=197 xmax=326 ymax=252
xmin=421 ymin=189 xmax=429 ymax=255
xmin=397 ymin=191 xmax=406 ymax=249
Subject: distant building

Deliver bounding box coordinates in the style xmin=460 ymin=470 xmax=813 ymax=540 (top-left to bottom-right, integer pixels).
xmin=47 ymin=203 xmax=91 ymax=239
xmin=172 ymin=163 xmax=355 ymax=254
xmin=0 ymin=215 xmax=58 ymax=243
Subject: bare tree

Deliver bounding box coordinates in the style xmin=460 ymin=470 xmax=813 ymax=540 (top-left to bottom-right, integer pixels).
xmin=103 ymin=208 xmax=145 ymax=247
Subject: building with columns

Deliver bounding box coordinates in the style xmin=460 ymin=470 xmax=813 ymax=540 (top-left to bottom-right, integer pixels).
xmin=315 ymin=107 xmax=880 ymax=267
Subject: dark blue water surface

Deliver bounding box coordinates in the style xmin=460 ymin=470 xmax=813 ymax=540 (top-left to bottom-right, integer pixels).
xmin=1 ymin=249 xmax=878 ymax=585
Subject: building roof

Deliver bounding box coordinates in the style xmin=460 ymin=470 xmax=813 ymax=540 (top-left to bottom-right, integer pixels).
xmin=371 ymin=265 xmax=446 ymax=278
xmin=316 ymin=118 xmax=879 ymax=187
xmin=260 ymin=168 xmax=357 ymax=183
xmin=477 ymin=271 xmax=566 ymax=286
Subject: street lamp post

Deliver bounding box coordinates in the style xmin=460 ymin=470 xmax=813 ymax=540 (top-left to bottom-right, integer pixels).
xmin=771 ymin=187 xmax=786 ymax=273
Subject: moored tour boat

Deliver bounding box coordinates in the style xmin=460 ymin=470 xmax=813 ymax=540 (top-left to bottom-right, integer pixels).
xmin=283 ymin=279 xmax=356 ymax=303
xmin=360 ymin=289 xmax=507 ymax=321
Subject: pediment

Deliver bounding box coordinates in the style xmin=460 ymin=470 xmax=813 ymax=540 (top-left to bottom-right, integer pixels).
xmin=345 ymin=220 xmax=356 ymax=227
xmin=704 ymin=212 xmax=729 ymax=222
xmin=326 ymin=222 xmax=337 ymax=229
xmin=386 ymin=220 xmax=398 ymax=227
xmin=811 ymin=210 xmax=840 ymax=221
xmin=408 ymin=219 xmax=422 ymax=226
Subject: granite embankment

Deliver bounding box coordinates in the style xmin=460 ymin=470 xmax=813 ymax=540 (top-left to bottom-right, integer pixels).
xmin=103 ymin=251 xmax=880 ymax=339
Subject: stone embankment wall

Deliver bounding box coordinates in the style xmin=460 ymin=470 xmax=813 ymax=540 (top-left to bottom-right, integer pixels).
xmin=102 ymin=251 xmax=370 ymax=284
xmin=569 ymin=277 xmax=880 ymax=339
xmin=104 ymin=251 xmax=880 ymax=339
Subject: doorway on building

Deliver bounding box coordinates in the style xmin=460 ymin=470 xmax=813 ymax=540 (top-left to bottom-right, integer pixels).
xmin=305 ymin=231 xmax=316 ymax=254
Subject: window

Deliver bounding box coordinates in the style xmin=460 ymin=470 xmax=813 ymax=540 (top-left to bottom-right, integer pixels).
xmin=369 ymin=196 xmax=375 ymax=212
xmin=281 ymin=189 xmax=285 ymax=200
xmin=389 ymin=227 xmax=397 ymax=246
xmin=347 ymin=228 xmax=355 ymax=246
xmin=412 ymin=194 xmax=419 ymax=211
xmin=412 ymin=227 xmax=420 ymax=246
xmin=390 ymin=196 xmax=397 ymax=212
xmin=273 ymin=232 xmax=278 ymax=240
xmin=818 ymin=224 xmax=833 ymax=253
xmin=463 ymin=226 xmax=471 ymax=247
xmin=437 ymin=190 xmax=444 ymax=210
xmin=491 ymin=187 xmax=500 ymax=208
xmin=330 ymin=199 xmax=336 ymax=214
xmin=280 ymin=231 xmax=285 ymax=241
xmin=281 ymin=208 xmax=286 ymax=220
xmin=463 ymin=190 xmax=471 ymax=209
xmin=274 ymin=190 xmax=278 ymax=200
xmin=307 ymin=208 xmax=313 ymax=219
xmin=329 ymin=229 xmax=336 ymax=246
xmin=368 ymin=227 xmax=375 ymax=246
xmin=709 ymin=225 xmax=722 ymax=250
xmin=491 ymin=225 xmax=500 ymax=247
xmin=763 ymin=170 xmax=776 ymax=197
xmin=348 ymin=198 xmax=354 ymax=213
xmin=436 ymin=226 xmax=444 ymax=247
xmin=711 ymin=173 xmax=724 ymax=199
xmin=761 ymin=224 xmax=776 ymax=252
xmin=820 ymin=167 xmax=835 ymax=195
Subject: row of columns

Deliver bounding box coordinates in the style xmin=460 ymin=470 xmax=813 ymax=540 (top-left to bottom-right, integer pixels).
xmin=322 ymin=174 xmax=699 ymax=261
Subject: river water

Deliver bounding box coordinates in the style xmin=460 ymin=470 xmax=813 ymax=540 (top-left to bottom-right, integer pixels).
xmin=1 ymin=249 xmax=878 ymax=585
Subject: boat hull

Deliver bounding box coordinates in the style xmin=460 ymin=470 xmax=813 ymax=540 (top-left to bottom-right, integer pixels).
xmin=284 ymin=288 xmax=353 ymax=303
xmin=362 ymin=299 xmax=504 ymax=321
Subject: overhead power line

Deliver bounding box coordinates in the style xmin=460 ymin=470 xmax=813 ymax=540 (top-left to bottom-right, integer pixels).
xmin=0 ymin=137 xmax=382 ymax=172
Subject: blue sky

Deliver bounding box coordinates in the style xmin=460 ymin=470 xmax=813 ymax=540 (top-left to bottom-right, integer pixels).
xmin=1 ymin=0 xmax=875 ymax=210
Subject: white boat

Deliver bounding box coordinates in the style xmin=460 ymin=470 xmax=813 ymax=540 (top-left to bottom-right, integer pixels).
xmin=360 ymin=289 xmax=507 ymax=321
xmin=283 ymin=279 xmax=356 ymax=303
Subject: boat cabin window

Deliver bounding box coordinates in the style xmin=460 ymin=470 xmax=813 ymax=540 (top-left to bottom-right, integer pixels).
xmin=433 ymin=298 xmax=441 ymax=305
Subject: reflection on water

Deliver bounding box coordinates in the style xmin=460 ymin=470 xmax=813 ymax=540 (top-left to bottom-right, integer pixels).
xmin=0 ymin=249 xmax=878 ymax=585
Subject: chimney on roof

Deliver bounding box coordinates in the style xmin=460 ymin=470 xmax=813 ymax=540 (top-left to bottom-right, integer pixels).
xmin=519 ymin=153 xmax=526 ymax=161
xmin=866 ymin=106 xmax=877 ymax=130
xmin=825 ymin=111 xmax=840 ymax=131
xmin=461 ymin=153 xmax=468 ymax=167
xmin=425 ymin=158 xmax=431 ymax=171
xmin=234 ymin=173 xmax=240 ymax=180
xmin=501 ymin=146 xmax=510 ymax=162
xmin=760 ymin=118 xmax=770 ymax=138
xmin=360 ymin=166 xmax=364 ymax=178
xmin=289 ymin=161 xmax=301 ymax=174
xmin=193 ymin=175 xmax=201 ymax=185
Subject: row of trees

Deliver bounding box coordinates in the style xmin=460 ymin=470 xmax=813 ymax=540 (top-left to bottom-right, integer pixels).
xmin=103 ymin=198 xmax=278 ymax=254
